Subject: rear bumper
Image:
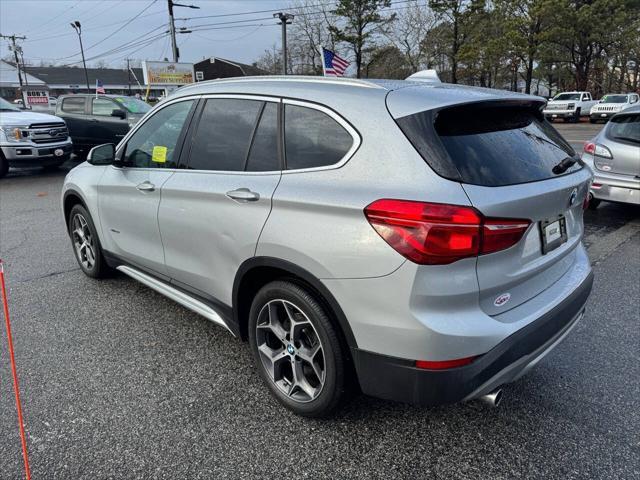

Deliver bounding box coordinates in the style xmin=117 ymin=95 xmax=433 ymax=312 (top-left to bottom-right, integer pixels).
xmin=592 ymin=183 xmax=640 ymax=205
xmin=353 ymin=270 xmax=594 ymax=406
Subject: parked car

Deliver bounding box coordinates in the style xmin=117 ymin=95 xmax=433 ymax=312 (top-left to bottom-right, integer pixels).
xmin=543 ymin=91 xmax=598 ymax=122
xmin=589 ymin=93 xmax=640 ymax=123
xmin=56 ymin=94 xmax=150 ymax=155
xmin=0 ymin=97 xmax=72 ymax=178
xmin=582 ymin=104 xmax=640 ymax=208
xmin=61 ymin=77 xmax=594 ymax=416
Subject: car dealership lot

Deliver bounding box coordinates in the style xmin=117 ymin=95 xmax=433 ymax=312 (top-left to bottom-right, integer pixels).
xmin=1 ymin=121 xmax=639 ymax=479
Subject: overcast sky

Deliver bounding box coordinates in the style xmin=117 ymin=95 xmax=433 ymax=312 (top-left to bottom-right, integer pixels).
xmin=0 ymin=0 xmax=296 ymax=68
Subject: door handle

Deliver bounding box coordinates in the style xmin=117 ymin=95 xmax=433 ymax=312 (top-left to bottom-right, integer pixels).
xmin=136 ymin=181 xmax=155 ymax=192
xmin=226 ymin=188 xmax=260 ymax=202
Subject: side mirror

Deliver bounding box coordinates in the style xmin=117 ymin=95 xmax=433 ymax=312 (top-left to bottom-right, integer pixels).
xmin=87 ymin=143 xmax=115 ymax=165
xmin=111 ymin=109 xmax=126 ymax=119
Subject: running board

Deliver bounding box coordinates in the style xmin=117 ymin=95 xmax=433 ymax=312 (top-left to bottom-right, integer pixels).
xmin=116 ymin=265 xmax=235 ymax=336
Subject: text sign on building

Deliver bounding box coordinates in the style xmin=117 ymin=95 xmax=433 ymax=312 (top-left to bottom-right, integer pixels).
xmin=25 ymin=89 xmax=49 ymax=106
xmin=142 ymin=61 xmax=195 ymax=86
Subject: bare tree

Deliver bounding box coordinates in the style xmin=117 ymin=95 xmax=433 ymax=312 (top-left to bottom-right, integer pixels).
xmin=287 ymin=0 xmax=338 ymax=75
xmin=256 ymin=44 xmax=282 ymax=74
xmin=386 ymin=0 xmax=436 ymax=72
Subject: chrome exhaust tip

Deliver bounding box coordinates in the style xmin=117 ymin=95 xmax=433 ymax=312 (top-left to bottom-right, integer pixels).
xmin=479 ymin=389 xmax=503 ymax=407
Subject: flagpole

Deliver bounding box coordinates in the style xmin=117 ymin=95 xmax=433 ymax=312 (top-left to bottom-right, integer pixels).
xmin=320 ymin=47 xmax=326 ymax=77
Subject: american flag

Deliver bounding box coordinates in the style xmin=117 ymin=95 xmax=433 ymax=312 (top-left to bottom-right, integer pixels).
xmin=95 ymin=79 xmax=105 ymax=94
xmin=322 ymin=48 xmax=350 ymax=77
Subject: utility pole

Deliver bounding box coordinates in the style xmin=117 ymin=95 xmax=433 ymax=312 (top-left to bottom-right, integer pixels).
xmin=167 ymin=0 xmax=200 ymax=63
xmin=127 ymin=58 xmax=132 ymax=95
xmin=0 ymin=34 xmax=26 ymax=97
xmin=70 ymin=21 xmax=91 ymax=92
xmin=273 ymin=13 xmax=294 ymax=75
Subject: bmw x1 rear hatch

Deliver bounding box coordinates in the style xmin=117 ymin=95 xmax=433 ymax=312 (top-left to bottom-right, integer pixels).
xmin=389 ymin=92 xmax=592 ymax=315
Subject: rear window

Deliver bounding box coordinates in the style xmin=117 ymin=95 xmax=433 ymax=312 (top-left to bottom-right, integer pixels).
xmin=61 ymin=97 xmax=85 ymax=114
xmin=397 ymin=104 xmax=581 ymax=187
xmin=606 ymin=113 xmax=640 ymax=145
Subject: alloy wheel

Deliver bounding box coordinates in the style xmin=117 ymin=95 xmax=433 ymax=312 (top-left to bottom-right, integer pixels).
xmin=71 ymin=213 xmax=96 ymax=270
xmin=255 ymin=299 xmax=326 ymax=403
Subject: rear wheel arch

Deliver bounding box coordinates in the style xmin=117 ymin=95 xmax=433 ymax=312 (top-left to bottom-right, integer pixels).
xmin=233 ymin=257 xmax=358 ymax=352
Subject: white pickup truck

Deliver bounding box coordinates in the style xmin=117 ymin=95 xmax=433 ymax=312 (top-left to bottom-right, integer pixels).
xmin=543 ymin=91 xmax=598 ymax=122
xmin=0 ymin=97 xmax=73 ymax=178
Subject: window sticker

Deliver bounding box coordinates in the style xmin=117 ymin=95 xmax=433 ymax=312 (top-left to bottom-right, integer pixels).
xmin=152 ymin=145 xmax=167 ymax=163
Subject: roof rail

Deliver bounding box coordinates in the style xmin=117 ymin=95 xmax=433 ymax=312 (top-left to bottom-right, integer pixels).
xmin=178 ymin=75 xmax=384 ymax=91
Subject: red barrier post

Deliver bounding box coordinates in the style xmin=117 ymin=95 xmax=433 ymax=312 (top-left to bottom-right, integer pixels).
xmin=0 ymin=259 xmax=32 ymax=480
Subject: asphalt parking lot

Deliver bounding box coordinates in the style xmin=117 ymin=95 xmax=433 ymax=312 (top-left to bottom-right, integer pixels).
xmin=1 ymin=121 xmax=639 ymax=479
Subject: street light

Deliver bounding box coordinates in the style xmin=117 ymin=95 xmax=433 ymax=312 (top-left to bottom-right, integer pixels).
xmin=273 ymin=12 xmax=294 ymax=75
xmin=70 ymin=21 xmax=90 ymax=92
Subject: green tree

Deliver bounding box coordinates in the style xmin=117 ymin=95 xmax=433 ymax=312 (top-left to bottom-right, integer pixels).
xmin=329 ymin=0 xmax=395 ymax=78
xmin=429 ymin=0 xmax=485 ymax=83
xmin=545 ymin=0 xmax=628 ymax=91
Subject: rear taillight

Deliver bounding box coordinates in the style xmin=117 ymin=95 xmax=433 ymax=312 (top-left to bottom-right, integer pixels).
xmin=584 ymin=142 xmax=613 ymax=158
xmin=364 ymin=200 xmax=530 ymax=265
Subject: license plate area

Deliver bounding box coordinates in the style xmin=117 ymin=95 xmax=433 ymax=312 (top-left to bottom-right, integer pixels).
xmin=540 ymin=215 xmax=567 ymax=254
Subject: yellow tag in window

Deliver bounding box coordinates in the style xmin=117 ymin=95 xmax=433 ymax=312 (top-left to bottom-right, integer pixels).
xmin=152 ymin=145 xmax=167 ymax=163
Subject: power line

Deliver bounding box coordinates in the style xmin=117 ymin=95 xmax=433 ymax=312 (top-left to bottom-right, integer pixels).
xmin=54 ymin=0 xmax=158 ymax=61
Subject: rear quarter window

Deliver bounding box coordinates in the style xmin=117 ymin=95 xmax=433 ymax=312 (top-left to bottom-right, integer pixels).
xmin=284 ymin=104 xmax=353 ymax=170
xmin=397 ymin=103 xmax=581 ymax=187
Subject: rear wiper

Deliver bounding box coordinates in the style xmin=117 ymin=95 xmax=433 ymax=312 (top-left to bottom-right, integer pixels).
xmin=613 ymin=136 xmax=640 ymax=144
xmin=552 ymin=156 xmax=579 ymax=174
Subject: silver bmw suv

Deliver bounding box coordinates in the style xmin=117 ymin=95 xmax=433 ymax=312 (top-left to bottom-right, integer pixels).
xmin=62 ymin=77 xmax=594 ymax=416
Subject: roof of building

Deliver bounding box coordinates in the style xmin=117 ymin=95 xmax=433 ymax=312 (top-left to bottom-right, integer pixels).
xmin=22 ymin=65 xmax=144 ymax=87
xmin=0 ymin=60 xmax=47 ymax=87
xmin=194 ymin=57 xmax=267 ymax=76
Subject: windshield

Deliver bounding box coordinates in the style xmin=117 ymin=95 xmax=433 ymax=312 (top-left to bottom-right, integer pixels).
xmin=553 ymin=93 xmax=581 ymax=101
xmin=0 ymin=97 xmax=20 ymax=112
xmin=113 ymin=96 xmax=151 ymax=114
xmin=601 ymin=95 xmax=628 ymax=104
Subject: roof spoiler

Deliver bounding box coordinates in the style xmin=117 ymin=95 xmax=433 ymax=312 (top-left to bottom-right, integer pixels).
xmin=406 ymin=70 xmax=442 ymax=84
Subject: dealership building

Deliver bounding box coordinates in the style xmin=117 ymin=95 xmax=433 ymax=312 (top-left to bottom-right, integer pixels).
xmin=0 ymin=57 xmax=266 ymax=103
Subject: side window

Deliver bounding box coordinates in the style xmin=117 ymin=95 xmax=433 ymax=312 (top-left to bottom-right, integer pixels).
xmin=123 ymin=100 xmax=194 ymax=169
xmin=187 ymin=98 xmax=262 ymax=171
xmin=62 ymin=97 xmax=85 ymax=114
xmin=246 ymin=102 xmax=279 ymax=172
xmin=284 ymin=104 xmax=353 ymax=170
xmin=92 ymin=98 xmax=117 ymax=116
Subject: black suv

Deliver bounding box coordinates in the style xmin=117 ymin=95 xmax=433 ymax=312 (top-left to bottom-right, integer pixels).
xmin=56 ymin=94 xmax=150 ymax=154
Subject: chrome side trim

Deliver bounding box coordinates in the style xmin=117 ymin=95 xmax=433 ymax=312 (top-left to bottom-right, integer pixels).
xmin=116 ymin=265 xmax=235 ymax=336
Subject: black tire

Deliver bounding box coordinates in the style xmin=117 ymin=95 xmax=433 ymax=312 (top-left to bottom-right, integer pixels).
xmin=589 ymin=118 xmax=597 ymax=124
xmin=68 ymin=204 xmax=109 ymax=278
xmin=248 ymin=280 xmax=346 ymax=417
xmin=0 ymin=152 xmax=8 ymax=178
xmin=588 ymin=196 xmax=601 ymax=210
xmin=573 ymin=108 xmax=581 ymax=122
